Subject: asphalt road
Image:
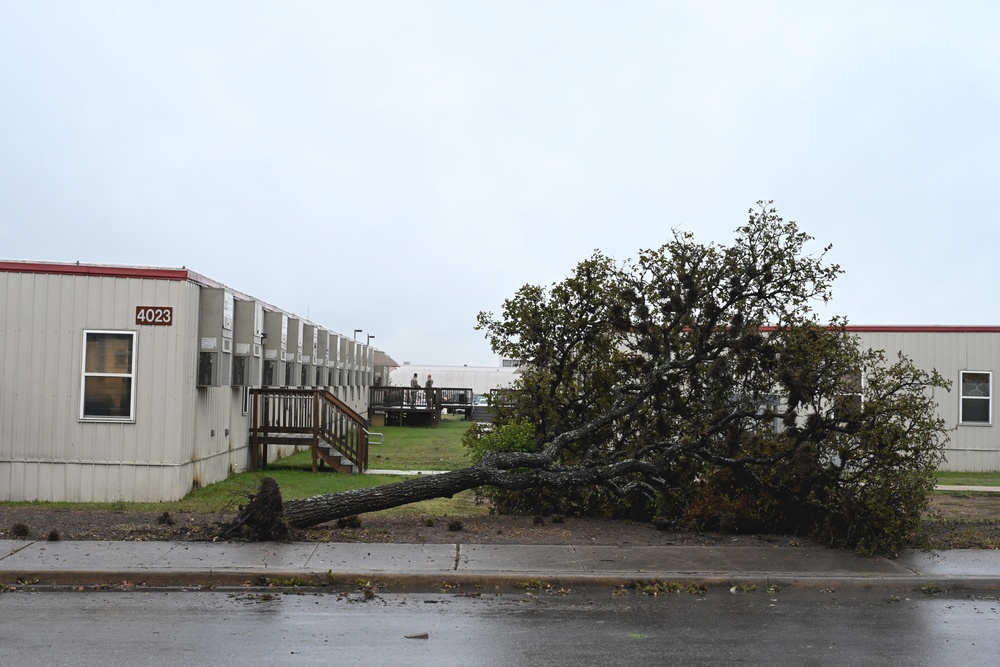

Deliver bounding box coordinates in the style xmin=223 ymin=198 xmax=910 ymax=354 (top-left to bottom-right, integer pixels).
xmin=1 ymin=588 xmax=998 ymax=666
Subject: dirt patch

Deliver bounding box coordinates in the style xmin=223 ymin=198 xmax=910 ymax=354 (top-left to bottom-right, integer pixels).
xmin=927 ymin=493 xmax=1000 ymax=520
xmin=923 ymin=493 xmax=1000 ymax=549
xmin=0 ymin=506 xmax=806 ymax=547
xmin=0 ymin=508 xmax=224 ymax=542
xmin=2 ymin=492 xmax=998 ymax=548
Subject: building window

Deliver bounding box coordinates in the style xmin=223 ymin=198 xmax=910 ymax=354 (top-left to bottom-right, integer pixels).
xmin=834 ymin=371 xmax=864 ymax=422
xmin=960 ymin=371 xmax=992 ymax=425
xmin=81 ymin=331 xmax=136 ymax=420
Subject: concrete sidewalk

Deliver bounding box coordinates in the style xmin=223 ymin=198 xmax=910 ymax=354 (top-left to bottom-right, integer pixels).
xmin=3 ymin=539 xmax=1000 ymax=592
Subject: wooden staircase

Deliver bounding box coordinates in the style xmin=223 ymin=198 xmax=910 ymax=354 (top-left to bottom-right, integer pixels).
xmin=248 ymin=388 xmax=370 ymax=473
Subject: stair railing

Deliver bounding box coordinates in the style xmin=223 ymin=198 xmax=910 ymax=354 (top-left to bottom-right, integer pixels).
xmin=250 ymin=387 xmax=369 ymax=472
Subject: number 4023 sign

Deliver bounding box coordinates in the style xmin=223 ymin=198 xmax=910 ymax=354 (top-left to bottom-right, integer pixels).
xmin=135 ymin=306 xmax=173 ymax=326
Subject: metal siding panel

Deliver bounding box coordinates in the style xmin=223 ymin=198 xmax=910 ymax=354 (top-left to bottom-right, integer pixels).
xmin=52 ymin=275 xmax=76 ymax=452
xmin=192 ymin=386 xmax=241 ymax=489
xmin=853 ymin=330 xmax=1000 ymax=472
xmin=0 ymin=272 xmax=211 ymax=500
xmin=46 ymin=458 xmax=65 ymax=502
xmin=9 ymin=273 xmax=31 ymax=464
xmin=229 ymin=400 xmax=250 ymax=473
xmin=34 ymin=275 xmax=59 ymax=461
xmin=0 ymin=464 xmax=10 ymax=501
xmin=150 ymin=280 xmax=178 ymax=464
xmin=0 ymin=275 xmax=15 ymax=494
xmin=7 ymin=462 xmax=24 ymax=500
xmin=181 ymin=284 xmax=202 ymax=462
xmin=132 ymin=464 xmax=151 ymax=501
xmin=133 ymin=281 xmax=166 ymax=463
xmin=24 ymin=275 xmax=45 ymax=472
xmin=62 ymin=462 xmax=80 ymax=502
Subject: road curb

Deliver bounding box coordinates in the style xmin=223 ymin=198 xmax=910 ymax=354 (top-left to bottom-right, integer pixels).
xmin=6 ymin=569 xmax=1000 ymax=594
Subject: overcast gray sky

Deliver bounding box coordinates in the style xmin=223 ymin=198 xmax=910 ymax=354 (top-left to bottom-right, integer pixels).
xmin=2 ymin=2 xmax=997 ymax=366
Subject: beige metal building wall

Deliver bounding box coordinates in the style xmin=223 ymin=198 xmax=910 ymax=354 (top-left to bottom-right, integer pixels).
xmin=0 ymin=269 xmax=201 ymax=501
xmin=191 ymin=386 xmax=301 ymax=482
xmin=854 ymin=328 xmax=1000 ymax=472
xmin=192 ymin=387 xmax=241 ymax=492
xmin=1 ymin=262 xmax=378 ymax=501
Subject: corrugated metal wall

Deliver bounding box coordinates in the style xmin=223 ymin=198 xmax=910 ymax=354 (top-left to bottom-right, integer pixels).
xmin=0 ymin=271 xmax=202 ymax=501
xmin=855 ymin=330 xmax=1000 ymax=472
xmin=1 ymin=268 xmax=367 ymax=502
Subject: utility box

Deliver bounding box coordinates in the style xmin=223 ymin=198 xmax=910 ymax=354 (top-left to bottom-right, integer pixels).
xmin=261 ymin=310 xmax=288 ymax=387
xmin=337 ymin=336 xmax=350 ymax=395
xmin=356 ymin=342 xmax=365 ymax=387
xmin=341 ymin=337 xmax=355 ymax=387
xmin=364 ymin=345 xmax=374 ymax=387
xmin=328 ymin=332 xmax=342 ymax=388
xmin=316 ymin=330 xmax=332 ymax=387
xmin=303 ymin=323 xmax=320 ymax=387
xmin=197 ymin=288 xmax=234 ymax=387
xmin=287 ymin=318 xmax=305 ymax=386
xmin=232 ymin=299 xmax=264 ymax=387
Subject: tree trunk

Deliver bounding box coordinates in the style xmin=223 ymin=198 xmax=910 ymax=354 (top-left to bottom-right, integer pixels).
xmin=283 ymin=466 xmax=494 ymax=528
xmin=281 ymin=452 xmax=656 ymax=529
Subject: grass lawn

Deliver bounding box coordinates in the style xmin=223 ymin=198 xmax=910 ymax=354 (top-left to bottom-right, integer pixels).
xmin=934 ymin=471 xmax=1000 ymax=487
xmin=366 ymin=416 xmax=473 ymax=471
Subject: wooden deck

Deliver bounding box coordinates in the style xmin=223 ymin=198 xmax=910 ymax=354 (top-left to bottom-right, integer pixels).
xmin=368 ymin=386 xmax=475 ymax=427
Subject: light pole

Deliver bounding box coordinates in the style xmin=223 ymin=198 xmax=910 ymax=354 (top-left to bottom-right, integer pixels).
xmin=353 ymin=329 xmax=362 ymax=341
xmin=366 ymin=334 xmax=375 ymax=345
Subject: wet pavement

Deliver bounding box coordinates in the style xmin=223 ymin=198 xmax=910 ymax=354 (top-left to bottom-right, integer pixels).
xmin=3 ymin=538 xmax=1000 ymax=591
xmin=2 ymin=588 xmax=998 ymax=666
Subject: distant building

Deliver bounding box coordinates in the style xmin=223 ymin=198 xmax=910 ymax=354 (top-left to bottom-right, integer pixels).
xmin=0 ymin=260 xmax=381 ymax=502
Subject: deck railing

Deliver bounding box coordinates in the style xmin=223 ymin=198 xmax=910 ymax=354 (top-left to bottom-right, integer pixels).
xmin=368 ymin=386 xmax=474 ymax=422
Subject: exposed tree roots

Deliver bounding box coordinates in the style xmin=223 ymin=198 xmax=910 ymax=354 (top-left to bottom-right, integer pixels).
xmin=217 ymin=477 xmax=290 ymax=541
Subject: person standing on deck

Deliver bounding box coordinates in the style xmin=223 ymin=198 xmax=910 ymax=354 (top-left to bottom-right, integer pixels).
xmin=425 ymin=374 xmax=434 ymax=408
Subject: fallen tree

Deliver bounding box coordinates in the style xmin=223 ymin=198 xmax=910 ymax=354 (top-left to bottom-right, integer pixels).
xmin=282 ymin=384 xmax=668 ymax=528
xmin=231 ymin=203 xmax=949 ymax=555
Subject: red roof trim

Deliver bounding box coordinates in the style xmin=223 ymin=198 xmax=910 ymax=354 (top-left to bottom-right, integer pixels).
xmin=0 ymin=261 xmax=190 ymax=282
xmin=759 ymin=325 xmax=1000 ymax=334
xmin=844 ymin=325 xmax=1000 ymax=334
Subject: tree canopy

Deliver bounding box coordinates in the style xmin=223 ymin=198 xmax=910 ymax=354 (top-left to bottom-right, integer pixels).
xmin=273 ymin=203 xmax=949 ymax=555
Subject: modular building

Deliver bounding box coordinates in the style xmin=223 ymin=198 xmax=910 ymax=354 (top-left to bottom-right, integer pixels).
xmin=850 ymin=326 xmax=1000 ymax=472
xmin=0 ymin=260 xmax=377 ymax=502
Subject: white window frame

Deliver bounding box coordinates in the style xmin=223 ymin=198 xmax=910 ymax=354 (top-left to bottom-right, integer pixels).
xmin=959 ymin=370 xmax=992 ymax=426
xmin=80 ymin=330 xmax=137 ymax=422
